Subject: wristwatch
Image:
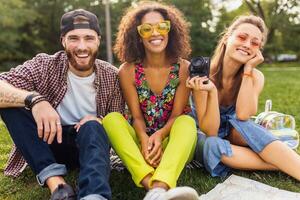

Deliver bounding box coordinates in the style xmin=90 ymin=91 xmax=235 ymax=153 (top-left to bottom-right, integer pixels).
xmin=24 ymin=93 xmax=40 ymax=110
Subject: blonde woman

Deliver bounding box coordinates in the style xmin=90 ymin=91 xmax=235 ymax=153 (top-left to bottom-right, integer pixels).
xmin=187 ymin=15 xmax=300 ymax=180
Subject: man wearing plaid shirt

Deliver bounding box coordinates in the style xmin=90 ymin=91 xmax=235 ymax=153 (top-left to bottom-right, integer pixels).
xmin=0 ymin=9 xmax=124 ymax=200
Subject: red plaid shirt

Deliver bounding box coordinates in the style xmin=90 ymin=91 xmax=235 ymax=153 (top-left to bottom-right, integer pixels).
xmin=0 ymin=51 xmax=125 ymax=177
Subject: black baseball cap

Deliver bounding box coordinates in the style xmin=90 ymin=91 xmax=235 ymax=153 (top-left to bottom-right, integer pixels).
xmin=60 ymin=9 xmax=101 ymax=36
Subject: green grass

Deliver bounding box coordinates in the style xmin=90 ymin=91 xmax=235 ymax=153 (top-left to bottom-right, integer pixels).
xmin=1 ymin=64 xmax=300 ymax=199
xmin=261 ymin=61 xmax=300 ymax=68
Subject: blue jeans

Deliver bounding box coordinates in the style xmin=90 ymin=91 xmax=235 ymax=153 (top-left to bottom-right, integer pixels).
xmin=0 ymin=108 xmax=111 ymax=200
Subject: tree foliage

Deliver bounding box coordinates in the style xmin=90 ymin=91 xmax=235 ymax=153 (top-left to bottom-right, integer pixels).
xmin=0 ymin=0 xmax=38 ymax=67
xmin=164 ymin=0 xmax=218 ymax=57
xmin=216 ymin=0 xmax=300 ymax=60
xmin=0 ymin=0 xmax=299 ymax=70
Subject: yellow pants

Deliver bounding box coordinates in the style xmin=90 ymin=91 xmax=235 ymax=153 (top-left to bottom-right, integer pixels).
xmin=102 ymin=112 xmax=197 ymax=188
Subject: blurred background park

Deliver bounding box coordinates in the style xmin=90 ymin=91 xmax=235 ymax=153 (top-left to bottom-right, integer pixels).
xmin=1 ymin=0 xmax=300 ymax=199
xmin=0 ymin=0 xmax=299 ymax=69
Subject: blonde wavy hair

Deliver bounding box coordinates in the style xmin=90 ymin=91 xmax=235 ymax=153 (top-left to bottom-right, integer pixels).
xmin=211 ymin=15 xmax=268 ymax=99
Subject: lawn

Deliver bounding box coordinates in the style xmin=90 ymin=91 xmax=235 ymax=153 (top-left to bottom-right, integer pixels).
xmin=1 ymin=64 xmax=300 ymax=199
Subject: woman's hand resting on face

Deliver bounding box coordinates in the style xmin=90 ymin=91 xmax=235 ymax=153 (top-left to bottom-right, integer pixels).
xmin=244 ymin=50 xmax=264 ymax=72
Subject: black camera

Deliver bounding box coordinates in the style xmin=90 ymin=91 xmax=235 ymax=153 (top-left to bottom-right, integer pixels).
xmin=189 ymin=56 xmax=210 ymax=84
xmin=189 ymin=56 xmax=210 ymax=78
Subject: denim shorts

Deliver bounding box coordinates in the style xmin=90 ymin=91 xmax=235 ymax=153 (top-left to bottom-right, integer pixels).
xmin=191 ymin=105 xmax=278 ymax=177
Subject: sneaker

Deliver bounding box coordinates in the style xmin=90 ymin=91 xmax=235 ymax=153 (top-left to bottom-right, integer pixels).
xmin=143 ymin=188 xmax=166 ymax=200
xmin=144 ymin=187 xmax=199 ymax=200
xmin=50 ymin=184 xmax=76 ymax=200
xmin=165 ymin=186 xmax=199 ymax=200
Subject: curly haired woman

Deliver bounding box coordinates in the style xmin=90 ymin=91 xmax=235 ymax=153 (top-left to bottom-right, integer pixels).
xmin=102 ymin=1 xmax=199 ymax=200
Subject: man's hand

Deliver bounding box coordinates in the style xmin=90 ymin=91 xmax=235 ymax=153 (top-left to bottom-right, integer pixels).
xmin=31 ymin=101 xmax=62 ymax=144
xmin=74 ymin=115 xmax=100 ymax=132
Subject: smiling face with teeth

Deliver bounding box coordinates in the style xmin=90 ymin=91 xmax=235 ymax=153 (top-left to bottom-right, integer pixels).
xmin=62 ymin=28 xmax=100 ymax=77
xmin=225 ymin=23 xmax=263 ymax=65
xmin=140 ymin=11 xmax=169 ymax=55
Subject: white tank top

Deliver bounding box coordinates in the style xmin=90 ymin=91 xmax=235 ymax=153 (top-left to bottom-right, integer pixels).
xmin=56 ymin=70 xmax=97 ymax=125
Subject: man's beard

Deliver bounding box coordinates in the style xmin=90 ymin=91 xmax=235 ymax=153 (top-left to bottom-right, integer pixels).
xmin=66 ymin=48 xmax=98 ymax=72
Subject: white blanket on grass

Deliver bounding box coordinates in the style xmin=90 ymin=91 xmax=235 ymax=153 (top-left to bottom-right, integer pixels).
xmin=199 ymin=175 xmax=300 ymax=200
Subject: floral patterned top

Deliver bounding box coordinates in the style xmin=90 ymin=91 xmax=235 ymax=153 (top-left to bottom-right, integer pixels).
xmin=134 ymin=63 xmax=190 ymax=135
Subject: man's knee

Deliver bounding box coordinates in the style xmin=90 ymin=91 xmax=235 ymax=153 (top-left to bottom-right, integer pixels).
xmin=0 ymin=108 xmax=36 ymax=135
xmin=0 ymin=108 xmax=35 ymax=126
xmin=0 ymin=107 xmax=29 ymax=119
xmin=77 ymin=120 xmax=109 ymax=143
xmin=80 ymin=120 xmax=101 ymax=129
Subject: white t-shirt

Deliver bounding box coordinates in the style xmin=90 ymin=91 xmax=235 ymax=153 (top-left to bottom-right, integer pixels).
xmin=56 ymin=70 xmax=97 ymax=125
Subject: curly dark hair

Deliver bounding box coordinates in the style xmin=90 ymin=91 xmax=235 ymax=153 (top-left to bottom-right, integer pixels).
xmin=114 ymin=1 xmax=191 ymax=63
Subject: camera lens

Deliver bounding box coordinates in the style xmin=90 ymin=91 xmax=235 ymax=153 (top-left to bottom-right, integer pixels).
xmin=192 ymin=57 xmax=204 ymax=67
xmin=189 ymin=56 xmax=210 ymax=82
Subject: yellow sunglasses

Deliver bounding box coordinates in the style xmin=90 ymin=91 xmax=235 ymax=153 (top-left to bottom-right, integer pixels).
xmin=137 ymin=20 xmax=171 ymax=39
